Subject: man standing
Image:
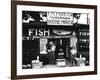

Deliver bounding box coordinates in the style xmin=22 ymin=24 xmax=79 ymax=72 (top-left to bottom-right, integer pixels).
xmin=70 ymin=46 xmax=77 ymax=66
xmin=47 ymin=41 xmax=56 ymax=65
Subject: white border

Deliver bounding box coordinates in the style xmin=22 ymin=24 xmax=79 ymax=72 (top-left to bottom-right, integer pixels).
xmin=17 ymin=5 xmax=94 ymax=75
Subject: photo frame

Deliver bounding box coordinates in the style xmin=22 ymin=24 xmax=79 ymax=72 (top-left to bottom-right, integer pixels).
xmin=11 ymin=1 xmax=97 ymax=80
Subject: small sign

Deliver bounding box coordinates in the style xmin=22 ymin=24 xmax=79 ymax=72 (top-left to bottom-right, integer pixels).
xmin=40 ymin=39 xmax=48 ymax=54
xmin=47 ymin=12 xmax=73 ymax=25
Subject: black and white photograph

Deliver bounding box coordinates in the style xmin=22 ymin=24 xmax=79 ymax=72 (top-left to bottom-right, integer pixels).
xmin=22 ymin=11 xmax=90 ymax=69
xmin=11 ymin=1 xmax=97 ymax=79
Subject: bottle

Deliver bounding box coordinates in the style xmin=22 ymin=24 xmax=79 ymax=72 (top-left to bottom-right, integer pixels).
xmin=36 ymin=56 xmax=40 ymax=63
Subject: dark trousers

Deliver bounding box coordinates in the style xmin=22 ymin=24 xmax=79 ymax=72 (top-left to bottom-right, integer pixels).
xmin=49 ymin=51 xmax=55 ymax=64
xmin=71 ymin=54 xmax=77 ymax=66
